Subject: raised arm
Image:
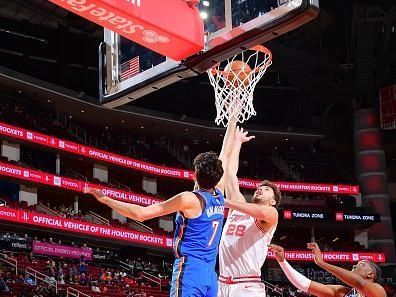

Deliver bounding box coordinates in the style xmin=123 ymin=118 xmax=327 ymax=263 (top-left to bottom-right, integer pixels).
xmin=308 ymin=243 xmax=386 ymax=297
xmin=225 ymin=199 xmax=278 ymax=223
xmin=84 ymin=187 xmax=199 ymax=222
xmin=216 ymin=119 xmax=237 ymax=193
xmin=226 ymin=126 xmax=255 ymax=202
xmin=269 ymin=244 xmax=349 ymax=297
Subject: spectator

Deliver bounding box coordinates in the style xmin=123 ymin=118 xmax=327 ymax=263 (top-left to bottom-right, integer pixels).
xmin=0 ymin=277 xmax=9 ymax=292
xmin=17 ymin=273 xmax=25 ymax=284
xmin=58 ymin=275 xmax=65 ymax=285
xmin=24 ymin=273 xmax=35 ymax=285
xmin=79 ymin=273 xmax=88 ymax=285
xmin=79 ymin=260 xmax=88 ymax=274
xmin=36 ymin=282 xmax=49 ymax=295
xmin=45 ymin=275 xmax=57 ymax=286
xmin=91 ymin=281 xmax=101 ymax=292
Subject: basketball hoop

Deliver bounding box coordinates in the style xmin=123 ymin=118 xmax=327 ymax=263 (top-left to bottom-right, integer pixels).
xmin=207 ymin=45 xmax=272 ymax=127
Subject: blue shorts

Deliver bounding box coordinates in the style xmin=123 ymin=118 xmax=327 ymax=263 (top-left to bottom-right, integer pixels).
xmin=170 ymin=257 xmax=218 ymax=297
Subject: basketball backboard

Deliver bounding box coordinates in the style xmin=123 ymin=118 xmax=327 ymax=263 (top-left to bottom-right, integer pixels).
xmin=100 ymin=0 xmax=319 ymax=108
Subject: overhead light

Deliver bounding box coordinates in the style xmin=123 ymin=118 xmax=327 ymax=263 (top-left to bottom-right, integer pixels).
xmin=285 ymin=138 xmax=288 ymax=141
xmin=219 ymin=134 xmax=223 ymax=137
xmin=206 ymin=141 xmax=210 ymax=144
xmin=81 ymin=110 xmax=85 ymax=113
xmin=122 ymin=120 xmax=125 ymax=123
xmin=69 ymin=115 xmax=72 ymax=119
xmin=200 ymin=11 xmax=208 ymax=19
xmin=185 ymin=128 xmax=189 ymax=132
xmin=47 ymin=99 xmax=52 ymax=103
xmin=203 ymin=1 xmax=210 ymax=6
xmin=141 ymin=126 xmax=144 ymax=129
xmin=105 ymin=126 xmax=109 ymax=130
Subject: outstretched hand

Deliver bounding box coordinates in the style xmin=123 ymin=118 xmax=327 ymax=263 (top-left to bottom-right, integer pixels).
xmin=307 ymin=242 xmax=324 ymax=266
xmin=83 ymin=187 xmax=108 ymax=204
xmin=268 ymin=244 xmax=285 ymax=262
xmin=235 ymin=126 xmax=255 ymax=144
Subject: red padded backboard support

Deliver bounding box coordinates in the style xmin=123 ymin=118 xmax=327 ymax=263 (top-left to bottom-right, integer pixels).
xmin=49 ymin=0 xmax=204 ymax=61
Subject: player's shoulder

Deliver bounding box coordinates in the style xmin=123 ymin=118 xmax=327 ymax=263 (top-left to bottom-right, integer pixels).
xmin=258 ymin=204 xmax=279 ymax=218
xmin=178 ymin=191 xmax=201 ymax=204
xmin=367 ymin=283 xmax=387 ymax=297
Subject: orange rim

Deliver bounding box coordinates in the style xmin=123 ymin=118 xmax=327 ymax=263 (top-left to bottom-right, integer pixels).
xmin=209 ymin=45 xmax=272 ymax=76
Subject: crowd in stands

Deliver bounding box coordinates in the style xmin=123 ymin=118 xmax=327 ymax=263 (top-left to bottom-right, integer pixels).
xmin=279 ymin=150 xmax=351 ymax=183
xmin=0 ymin=232 xmax=173 ymax=297
xmin=2 ymin=231 xmax=393 ymax=297
xmin=0 ymin=94 xmax=183 ymax=169
xmin=0 ymin=93 xmax=354 ymax=184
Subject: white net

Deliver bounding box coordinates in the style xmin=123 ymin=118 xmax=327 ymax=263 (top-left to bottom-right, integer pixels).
xmin=207 ymin=45 xmax=272 ymax=127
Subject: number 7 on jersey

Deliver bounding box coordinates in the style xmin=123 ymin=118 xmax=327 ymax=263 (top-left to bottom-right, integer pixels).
xmin=208 ymin=220 xmax=220 ymax=246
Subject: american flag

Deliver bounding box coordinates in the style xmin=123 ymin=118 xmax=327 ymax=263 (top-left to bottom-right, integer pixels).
xmin=120 ymin=56 xmax=140 ymax=81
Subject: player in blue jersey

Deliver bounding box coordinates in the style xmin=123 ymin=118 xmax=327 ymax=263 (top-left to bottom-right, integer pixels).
xmin=84 ymin=121 xmax=237 ymax=297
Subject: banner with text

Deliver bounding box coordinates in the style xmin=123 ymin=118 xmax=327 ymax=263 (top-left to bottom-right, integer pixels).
xmin=267 ymin=250 xmax=385 ymax=263
xmin=33 ymin=241 xmax=92 ymax=260
xmin=335 ymin=212 xmax=380 ymax=223
xmin=0 ymin=207 xmax=384 ymax=263
xmin=0 ymin=162 xmax=363 ymax=212
xmin=0 ymin=121 xmax=360 ymax=194
xmin=283 ymin=210 xmax=327 ymax=221
xmin=283 ymin=210 xmax=380 ymax=223
xmin=0 ymin=237 xmax=31 ymax=252
xmin=0 ymin=207 xmax=172 ymax=249
xmin=0 ymin=161 xmax=161 ymax=206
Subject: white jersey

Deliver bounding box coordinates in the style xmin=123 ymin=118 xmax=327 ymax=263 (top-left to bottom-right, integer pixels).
xmin=219 ymin=210 xmax=276 ymax=278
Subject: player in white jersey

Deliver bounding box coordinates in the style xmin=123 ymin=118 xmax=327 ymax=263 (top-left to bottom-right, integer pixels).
xmin=218 ymin=127 xmax=281 ymax=297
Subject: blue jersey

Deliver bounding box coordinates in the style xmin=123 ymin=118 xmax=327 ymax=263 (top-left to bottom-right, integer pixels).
xmin=344 ymin=288 xmax=365 ymax=297
xmin=173 ymin=188 xmax=225 ymax=267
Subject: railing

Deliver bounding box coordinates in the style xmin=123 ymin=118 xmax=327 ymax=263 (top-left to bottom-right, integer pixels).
xmin=26 ymin=267 xmax=58 ymax=294
xmin=129 ymin=219 xmax=153 ymax=233
xmin=66 ymin=169 xmax=88 ymax=182
xmin=141 ymin=271 xmax=162 ymax=291
xmin=56 ymin=113 xmax=68 ymax=128
xmin=116 ymin=259 xmax=134 ymax=273
xmin=263 ymin=280 xmax=283 ymax=296
xmin=66 ymin=287 xmax=91 ymax=297
xmin=59 ymin=113 xmax=107 ymax=150
xmin=87 ymin=211 xmax=110 ymax=225
xmin=37 ymin=202 xmax=61 ymax=217
xmin=270 ymin=155 xmax=302 ymax=181
xmin=160 ymin=138 xmax=192 ymax=168
xmin=0 ymin=252 xmax=18 ymax=274
xmin=109 ymin=179 xmax=131 ymax=191
xmin=68 ymin=121 xmax=87 ymax=144
xmin=17 ymin=160 xmax=36 ymax=170
xmin=88 ymin=135 xmax=107 ymax=151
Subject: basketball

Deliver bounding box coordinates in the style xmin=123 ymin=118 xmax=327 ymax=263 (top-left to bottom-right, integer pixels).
xmin=224 ymin=60 xmax=252 ymax=87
